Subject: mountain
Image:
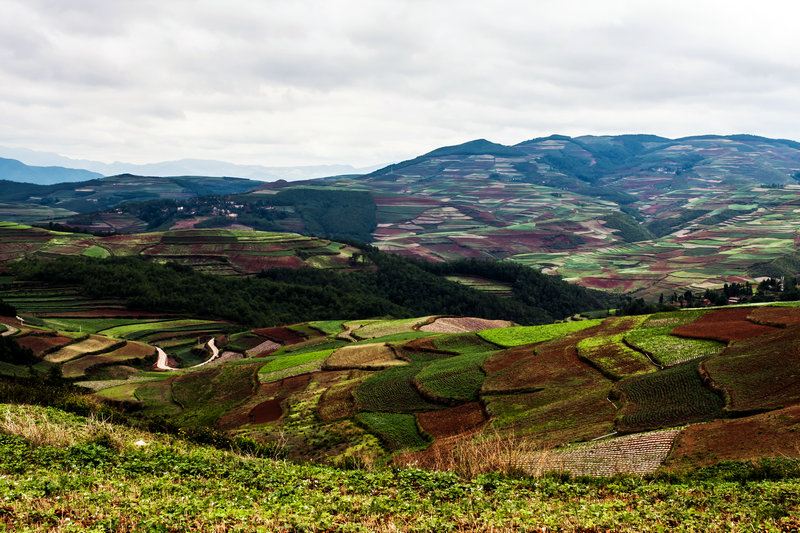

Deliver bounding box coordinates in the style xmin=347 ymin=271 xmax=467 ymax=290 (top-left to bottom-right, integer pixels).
xmin=0 ymin=157 xmax=103 ymax=184
xmin=0 ymin=145 xmax=381 ymax=181
xmin=0 ymin=174 xmax=262 ymax=217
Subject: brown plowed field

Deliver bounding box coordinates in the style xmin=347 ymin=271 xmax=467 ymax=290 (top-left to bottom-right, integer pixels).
xmin=251 ymin=327 xmax=306 ymax=345
xmin=419 ymin=317 xmax=514 ymax=333
xmin=323 ymin=343 xmax=403 ymax=370
xmin=62 ymin=342 xmax=155 ymax=378
xmin=44 ymin=335 xmax=123 ymax=363
xmin=15 ymin=335 xmax=74 ymax=356
xmin=250 ymin=398 xmax=283 ymax=424
xmin=671 ymin=307 xmax=779 ymax=342
xmin=482 ymin=345 xmax=535 ymax=376
xmin=665 ymin=405 xmax=800 ymax=470
xmin=482 ymin=319 xmax=618 ymax=394
xmin=703 ymin=326 xmax=800 ymax=412
xmin=747 ymin=306 xmax=800 ymax=327
xmin=417 ymin=402 xmax=487 ymax=439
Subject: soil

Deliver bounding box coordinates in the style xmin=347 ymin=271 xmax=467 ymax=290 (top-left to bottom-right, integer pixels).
xmin=419 ymin=317 xmax=513 ymax=333
xmin=250 ymin=398 xmax=284 ymax=424
xmin=665 ymin=405 xmax=800 ymax=470
xmin=417 ymin=402 xmax=487 ymax=439
xmin=671 ymin=307 xmax=779 ymax=342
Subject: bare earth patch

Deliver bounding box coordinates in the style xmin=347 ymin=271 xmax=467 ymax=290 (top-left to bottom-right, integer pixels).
xmin=420 ymin=317 xmax=514 ymax=333
xmin=323 ymin=343 xmax=406 ymax=370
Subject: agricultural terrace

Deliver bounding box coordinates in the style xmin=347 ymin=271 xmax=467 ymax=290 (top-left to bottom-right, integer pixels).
xmin=614 ymin=358 xmax=724 ymax=432
xmin=98 ymin=319 xmax=229 ymax=339
xmin=624 ymin=310 xmax=724 ymax=366
xmin=44 ymin=335 xmax=124 ymax=364
xmin=413 ymin=352 xmax=489 ymax=405
xmin=355 ymin=412 xmax=431 ymax=451
xmin=350 ymin=316 xmax=437 ymax=340
xmin=354 ymin=363 xmax=443 ymax=413
xmin=477 ymin=319 xmax=602 ymax=348
xmin=258 ymin=349 xmax=335 ymax=383
xmin=575 ymin=316 xmax=654 ymax=380
xmin=324 ymin=343 xmax=406 ymax=370
xmin=669 ymin=307 xmax=780 ymax=343
xmin=703 ymin=324 xmax=800 ymax=413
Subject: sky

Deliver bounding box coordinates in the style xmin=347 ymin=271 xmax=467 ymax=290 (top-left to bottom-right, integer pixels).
xmin=1 ymin=0 xmax=799 ymax=168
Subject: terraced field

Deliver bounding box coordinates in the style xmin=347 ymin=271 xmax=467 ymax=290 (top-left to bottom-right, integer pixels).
xmin=615 ymin=358 xmax=724 ymax=432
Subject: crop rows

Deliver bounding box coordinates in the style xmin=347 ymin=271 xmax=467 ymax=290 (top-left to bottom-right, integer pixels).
xmin=576 ymin=332 xmax=654 ymax=381
xmin=478 ymin=319 xmax=602 ymax=348
xmin=355 ymin=412 xmax=431 ymax=451
xmin=519 ymin=428 xmax=682 ymax=477
xmin=413 ymin=352 xmax=489 ymax=404
xmin=324 ymin=343 xmax=404 ymax=370
xmin=354 ymin=363 xmax=442 ymax=413
xmin=615 ymin=359 xmax=724 ymax=432
xmin=257 ymin=349 xmax=334 ymax=383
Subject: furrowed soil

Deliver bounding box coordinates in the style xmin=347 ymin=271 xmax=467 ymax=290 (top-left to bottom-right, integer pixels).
xmin=665 ymin=404 xmax=800 ymax=470
xmin=671 ymin=307 xmax=780 ymax=342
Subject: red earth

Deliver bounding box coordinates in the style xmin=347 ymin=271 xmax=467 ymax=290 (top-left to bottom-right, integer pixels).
xmin=671 ymin=307 xmax=779 ymax=343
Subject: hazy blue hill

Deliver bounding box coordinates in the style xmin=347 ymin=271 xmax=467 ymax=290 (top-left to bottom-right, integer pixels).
xmin=0 ymin=157 xmax=103 ymax=184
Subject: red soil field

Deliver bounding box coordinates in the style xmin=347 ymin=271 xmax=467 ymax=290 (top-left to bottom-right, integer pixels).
xmin=665 ymin=405 xmax=800 ymax=470
xmin=251 ymin=327 xmax=306 ymax=345
xmin=482 ymin=345 xmax=535 ymax=376
xmin=417 ymin=402 xmax=487 ymax=439
xmin=250 ymin=398 xmax=283 ymax=424
xmin=671 ymin=307 xmax=779 ymax=342
xmin=747 ymin=306 xmax=800 ymax=328
xmin=15 ymin=335 xmax=74 ymax=356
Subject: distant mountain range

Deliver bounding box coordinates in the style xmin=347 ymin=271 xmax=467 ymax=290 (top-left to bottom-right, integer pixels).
xmin=0 ymin=145 xmax=382 ymax=183
xmin=3 ymin=133 xmax=800 ymax=296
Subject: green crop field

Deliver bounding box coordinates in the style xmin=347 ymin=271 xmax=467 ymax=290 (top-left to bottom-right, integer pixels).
xmin=615 ymin=358 xmax=725 ymax=432
xmin=478 ymin=320 xmax=602 ymax=348
xmin=624 ymin=310 xmax=724 ymax=366
xmin=355 ymin=412 xmax=431 ymax=451
xmin=354 ymin=363 xmax=442 ymax=413
xmin=413 ymin=352 xmax=489 ymax=404
xmin=98 ymin=319 xmax=225 ymax=338
xmin=258 ymin=349 xmax=334 ymax=382
xmin=576 ymin=317 xmax=654 ymax=380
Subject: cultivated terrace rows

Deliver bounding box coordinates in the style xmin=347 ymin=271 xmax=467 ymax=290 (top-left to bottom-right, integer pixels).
xmin=1 ymin=296 xmax=800 ymax=476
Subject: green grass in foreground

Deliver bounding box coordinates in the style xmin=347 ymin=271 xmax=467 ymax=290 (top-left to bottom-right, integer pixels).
xmin=478 ymin=319 xmax=602 ymax=348
xmin=1 ymin=403 xmax=800 ymax=532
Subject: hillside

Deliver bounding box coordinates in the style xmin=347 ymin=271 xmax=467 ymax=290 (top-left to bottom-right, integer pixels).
xmin=1 ymin=263 xmax=799 ymax=477
xmin=0 ymin=157 xmax=103 ymax=184
xmin=1 ymin=404 xmax=797 ymax=531
xmin=3 ymin=134 xmax=800 ymax=297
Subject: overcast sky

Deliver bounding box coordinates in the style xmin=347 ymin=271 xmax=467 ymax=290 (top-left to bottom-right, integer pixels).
xmin=1 ymin=0 xmax=799 ymax=167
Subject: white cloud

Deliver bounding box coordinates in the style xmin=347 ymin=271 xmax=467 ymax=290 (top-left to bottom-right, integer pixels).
xmin=0 ymin=0 xmax=799 ymax=167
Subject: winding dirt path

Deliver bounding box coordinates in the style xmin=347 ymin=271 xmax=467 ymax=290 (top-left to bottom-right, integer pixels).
xmin=153 ymin=338 xmax=220 ymax=371
xmin=0 ymin=325 xmax=19 ymax=337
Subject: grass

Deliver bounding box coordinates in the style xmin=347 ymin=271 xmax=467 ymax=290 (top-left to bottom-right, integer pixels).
xmin=478 ymin=319 xmax=602 ymax=348
xmin=39 ymin=318 xmax=161 ymax=334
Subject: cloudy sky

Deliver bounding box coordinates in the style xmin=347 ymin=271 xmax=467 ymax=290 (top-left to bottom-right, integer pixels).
xmin=1 ymin=0 xmax=799 ymax=167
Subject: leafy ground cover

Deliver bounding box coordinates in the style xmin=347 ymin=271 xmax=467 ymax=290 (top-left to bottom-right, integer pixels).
xmin=478 ymin=319 xmax=602 ymax=348
xmin=98 ymin=319 xmax=225 ymax=339
xmin=615 ymin=358 xmax=725 ymax=432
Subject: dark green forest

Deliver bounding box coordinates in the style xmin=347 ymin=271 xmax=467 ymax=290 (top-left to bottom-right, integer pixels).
xmin=7 ymin=247 xmax=614 ymax=328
